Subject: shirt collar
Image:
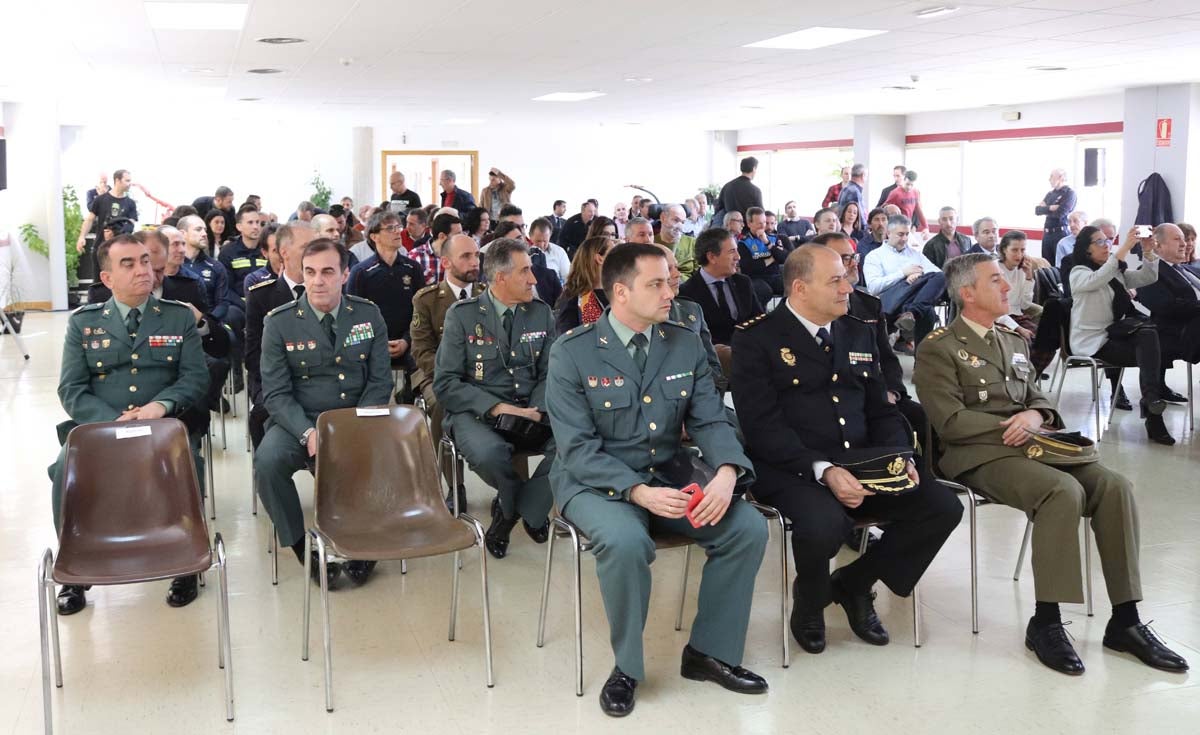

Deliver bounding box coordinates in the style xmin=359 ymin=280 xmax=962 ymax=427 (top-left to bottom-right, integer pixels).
xmin=961 ymin=315 xmax=994 ymax=340
xmin=486 ymin=288 xmax=513 ymax=317
xmin=699 ymin=268 xmax=726 ymax=286
xmin=607 ymin=311 xmax=653 ymax=350
xmin=784 ymin=299 xmax=830 ymax=340
xmin=308 ymin=295 xmax=340 ymax=323
xmin=113 ymin=297 xmax=150 ymax=320
xmin=282 ymin=272 xmax=302 ymax=292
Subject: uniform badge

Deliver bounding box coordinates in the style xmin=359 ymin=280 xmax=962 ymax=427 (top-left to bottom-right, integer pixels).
xmin=587 ymin=376 xmax=598 ymax=388
xmin=957 ymin=349 xmax=970 ymax=361
xmin=83 ymin=327 xmax=92 ymax=336
xmin=94 ymin=328 xmax=106 ymax=335
xmin=152 ymin=305 xmax=161 ymax=313
xmin=475 ymin=324 xmax=484 ymax=339
xmin=888 ymin=456 xmax=905 ymax=475
xmin=90 ymin=340 xmax=99 ymax=349
xmin=1025 ymin=445 xmax=1044 ymax=459
xmin=202 ymin=269 xmax=212 ymax=278
xmin=601 ymin=377 xmax=611 ymax=387
xmin=780 ymin=348 xmax=796 ymax=367
xmin=978 ymin=390 xmax=988 ymax=401
xmin=599 ymin=336 xmax=608 ymax=345
xmin=307 ymin=340 xmax=317 ymax=351
xmin=296 ymin=342 xmax=305 ymax=351
xmin=657 ymin=328 xmax=666 ymax=339
xmin=687 ymin=314 xmax=696 ymax=322
xmin=412 ymin=313 xmax=421 ymax=327
xmin=102 ymin=339 xmax=110 ymax=348
xmin=286 ymin=342 xmax=295 ymax=352
xmin=970 ymin=357 xmax=985 ymax=368
xmin=614 ymin=376 xmax=624 ymax=387
xmin=403 ymin=275 xmax=412 ymax=286
xmin=475 ymin=361 xmax=484 ymax=380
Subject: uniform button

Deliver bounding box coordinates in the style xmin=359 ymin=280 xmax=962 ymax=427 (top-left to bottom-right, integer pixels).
xmin=128 ymin=404 xmax=135 ymax=410
xmin=680 ymin=390 xmax=687 ymax=397
xmin=129 ymin=385 xmax=137 ymax=392
xmin=839 ymin=418 xmax=846 ymax=426
xmin=476 ymin=353 xmax=483 ymax=359
xmin=359 ymin=354 xmax=365 ymax=359
xmin=792 ymin=378 xmax=799 ymax=385
xmin=511 ymin=351 xmax=516 ymax=357
xmin=979 ymin=378 xmax=986 ymax=384
xmin=131 ymin=353 xmax=139 ymax=360
xmin=861 ymin=370 xmax=866 ymax=377
xmin=167 ymin=356 xmax=174 ymax=361
xmin=301 ymin=361 xmax=307 ymax=366
xmin=96 ymin=361 xmax=103 ymax=367
xmin=650 ymin=448 xmax=656 ymax=455
xmin=607 ymin=490 xmax=615 ymax=497
xmin=832 ymin=374 xmax=838 ymax=382
xmin=98 ymin=374 xmax=106 ymax=380
xmin=844 ymin=441 xmax=850 ymax=449
xmin=335 ymin=356 xmax=342 ymax=364
xmin=131 ymin=368 xmax=138 ymax=375
xmin=832 ymin=396 xmax=840 ymax=403
xmin=338 ymin=373 xmax=345 ymax=380
xmin=643 ymin=395 xmax=652 ymax=404
xmin=514 ymin=383 xmax=520 ymax=388
xmin=649 ymin=422 xmax=657 ymax=431
xmin=340 ymin=393 xmax=346 ymax=399
xmin=604 ymin=401 xmax=612 ymax=408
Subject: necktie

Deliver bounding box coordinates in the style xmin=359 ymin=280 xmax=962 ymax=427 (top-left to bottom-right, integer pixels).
xmin=126 ymin=307 xmax=141 ymax=339
xmin=815 ymin=326 xmax=832 ymax=353
xmin=714 ymin=279 xmax=734 ymax=320
xmin=321 ymin=313 xmax=335 ymax=346
xmin=631 ymin=333 xmax=648 ymax=373
xmin=293 ymin=284 xmax=305 ymax=299
xmin=459 ymin=287 xmax=468 ymax=301
xmin=1176 ymin=264 xmax=1200 ymax=296
xmin=501 ymin=309 xmax=513 ymax=344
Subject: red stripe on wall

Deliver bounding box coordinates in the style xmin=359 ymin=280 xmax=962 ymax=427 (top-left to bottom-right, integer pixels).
xmin=906 ymin=122 xmax=1122 ymax=145
xmin=737 ymin=138 xmax=854 ymax=152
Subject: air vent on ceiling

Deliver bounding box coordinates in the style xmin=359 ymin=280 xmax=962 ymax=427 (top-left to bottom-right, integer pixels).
xmin=256 ymin=37 xmax=305 ymax=44
xmin=247 ymin=68 xmax=284 ymax=75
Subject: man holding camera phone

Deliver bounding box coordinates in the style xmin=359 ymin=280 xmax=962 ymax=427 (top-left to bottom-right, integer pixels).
xmin=547 ymin=242 xmax=768 ymax=717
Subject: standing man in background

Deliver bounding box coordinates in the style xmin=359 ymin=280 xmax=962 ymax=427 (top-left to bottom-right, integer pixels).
xmin=1036 ymin=168 xmax=1076 ymax=263
xmin=76 ymin=169 xmax=138 ymax=257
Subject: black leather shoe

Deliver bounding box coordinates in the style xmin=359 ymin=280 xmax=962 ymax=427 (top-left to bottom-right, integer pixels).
xmin=1103 ymin=620 xmax=1189 ymax=672
xmin=444 ymin=484 xmax=468 ymax=515
xmin=343 ymin=560 xmax=377 ymax=586
xmin=57 ymin=585 xmax=87 ymax=616
xmin=830 ymin=569 xmax=889 ymax=646
xmin=1146 ymin=414 xmax=1176 ymax=446
xmin=166 ymin=575 xmax=199 ymax=608
xmin=680 ymin=644 xmax=768 ymax=694
xmin=895 ymin=311 xmax=916 ymax=334
xmin=599 ymin=667 xmax=637 ymax=717
xmin=1141 ymin=398 xmax=1168 ymax=417
xmin=308 ymin=551 xmax=343 ymax=589
xmin=523 ymin=519 xmax=550 ymax=544
xmin=485 ymin=497 xmax=519 ymax=559
xmin=789 ymin=578 xmax=826 ymax=653
xmin=1161 ymin=387 xmax=1188 ymax=404
xmin=1113 ymin=387 xmax=1132 ymax=411
xmin=1025 ymin=618 xmax=1084 ymax=675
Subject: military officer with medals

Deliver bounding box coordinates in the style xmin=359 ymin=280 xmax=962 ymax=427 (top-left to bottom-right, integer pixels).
xmin=50 ymin=234 xmax=210 ymax=614
xmin=547 ymin=242 xmax=768 ymax=717
xmin=914 ymin=253 xmax=1188 ymax=675
xmin=411 ymin=234 xmax=485 ymax=510
xmin=731 ymin=245 xmax=962 ymax=655
xmin=433 ymin=238 xmax=556 ymax=558
xmin=255 ymin=238 xmax=393 ymax=587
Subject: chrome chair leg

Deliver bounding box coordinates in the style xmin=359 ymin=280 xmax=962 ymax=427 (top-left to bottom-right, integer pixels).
xmin=1187 ymin=362 xmax=1195 ymax=432
xmin=302 ymin=532 xmax=312 ymax=662
xmin=401 ymin=559 xmax=407 ymax=575
xmin=449 ymin=549 xmax=461 ymax=642
xmin=536 ymin=521 xmax=558 ymax=648
xmin=568 ymin=522 xmax=585 ymax=697
xmin=316 ymin=534 xmax=334 ymax=712
xmin=1084 ymin=523 xmax=1094 ymax=617
xmin=1105 ymin=367 xmax=1126 ymax=429
xmin=857 ymin=525 xmax=870 ymax=555
xmin=250 ymin=444 xmax=258 ymax=515
xmin=912 ymin=584 xmax=923 ymax=647
xmin=271 ymin=531 xmax=278 ymax=586
xmin=1013 ymin=519 xmax=1033 ymax=580
xmin=474 ymin=517 xmax=495 ymax=688
xmin=215 ymin=535 xmax=234 ymax=721
xmin=968 ymin=491 xmax=979 ymax=634
xmin=204 ymin=426 xmax=215 ymax=521
xmin=38 ymin=549 xmax=57 ymax=735
xmin=675 ymin=545 xmax=692 ymax=632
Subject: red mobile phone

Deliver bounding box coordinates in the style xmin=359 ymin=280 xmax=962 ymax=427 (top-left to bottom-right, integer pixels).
xmin=681 ymin=482 xmax=705 ymax=528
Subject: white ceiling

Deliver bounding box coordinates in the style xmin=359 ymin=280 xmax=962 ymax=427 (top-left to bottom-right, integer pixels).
xmin=4 ymin=0 xmax=1200 ymax=128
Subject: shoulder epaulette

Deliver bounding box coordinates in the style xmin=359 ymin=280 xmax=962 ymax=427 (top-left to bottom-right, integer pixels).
xmin=660 ymin=318 xmax=689 ymax=331
xmin=924 ymin=327 xmax=950 ymax=341
xmin=855 ymin=289 xmax=881 ymax=304
xmin=994 ymin=323 xmax=1018 ymax=335
xmin=72 ymin=302 xmax=105 ymax=315
xmin=266 ymin=300 xmax=298 ymax=318
xmin=346 ymin=293 xmax=374 ymax=305
xmin=560 ymin=322 xmax=595 ymax=340
xmin=248 ymin=278 xmax=277 ymax=291
xmin=414 ymin=283 xmax=440 ymax=298
xmin=842 ymin=313 xmax=869 ymax=324
xmin=365 ymin=262 xmax=382 ymax=272
xmin=157 ymin=298 xmax=189 ymax=309
xmin=734 ymin=314 xmax=767 ymax=331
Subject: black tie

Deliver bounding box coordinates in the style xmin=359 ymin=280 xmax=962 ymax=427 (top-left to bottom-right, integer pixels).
xmin=126 ymin=307 xmax=141 ymax=339
xmin=293 ymin=284 xmax=305 ymax=299
xmin=714 ymin=279 xmax=734 ymax=320
xmin=530 ymin=248 xmax=547 ymax=269
xmin=816 ymin=326 xmax=832 ymax=353
xmin=502 ymin=309 xmax=513 ymax=344
xmin=459 ymin=287 xmax=468 ymax=301
xmin=631 ymin=333 xmax=648 ymax=373
xmin=321 ymin=313 xmax=335 ymax=346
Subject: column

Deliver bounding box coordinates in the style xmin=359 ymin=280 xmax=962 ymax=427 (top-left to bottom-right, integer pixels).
xmin=852 ymin=115 xmax=907 ymax=207
xmin=1121 ymin=84 xmax=1200 ymax=224
xmin=351 ymin=127 xmax=374 ymax=210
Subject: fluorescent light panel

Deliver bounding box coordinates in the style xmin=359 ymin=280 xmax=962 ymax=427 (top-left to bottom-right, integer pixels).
xmin=744 ymin=27 xmax=886 ymax=50
xmin=915 ymin=6 xmax=959 ymax=19
xmin=532 ymin=91 xmax=605 ymax=102
xmin=145 ymin=2 xmax=247 ymax=31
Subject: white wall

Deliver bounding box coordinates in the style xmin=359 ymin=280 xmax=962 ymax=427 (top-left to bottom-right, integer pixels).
xmin=905 ymin=94 xmax=1123 ymax=136
xmin=0 ymin=101 xmax=64 ymax=308
xmin=738 ymin=118 xmax=853 ymax=147
xmin=370 ymin=122 xmax=715 ymax=216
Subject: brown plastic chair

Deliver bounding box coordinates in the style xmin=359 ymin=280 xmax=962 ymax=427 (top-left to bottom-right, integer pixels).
xmin=37 ymin=419 xmax=233 ymax=734
xmin=301 ymin=406 xmax=493 ymax=713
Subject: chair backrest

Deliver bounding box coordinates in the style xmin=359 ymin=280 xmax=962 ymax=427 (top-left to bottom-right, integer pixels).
xmin=313 ymin=406 xmax=448 ymax=536
xmin=58 ymin=419 xmax=210 ymax=577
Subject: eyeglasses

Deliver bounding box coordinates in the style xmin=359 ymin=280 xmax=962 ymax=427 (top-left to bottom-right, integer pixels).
xmin=839 ymin=253 xmax=858 ymax=265
xmin=381 ymin=225 xmax=404 ymax=233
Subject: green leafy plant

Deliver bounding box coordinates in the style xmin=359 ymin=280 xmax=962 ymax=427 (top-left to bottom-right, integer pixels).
xmin=701 ymin=184 xmax=720 ymax=202
xmin=20 ymin=223 xmax=48 ymax=258
xmin=310 ymin=172 xmax=332 ymax=210
xmin=1 ymin=254 xmax=23 ymax=311
xmin=62 ymin=186 xmax=83 ymax=287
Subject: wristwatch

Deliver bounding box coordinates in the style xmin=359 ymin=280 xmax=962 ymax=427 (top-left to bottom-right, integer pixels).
xmin=300 ymin=427 xmax=315 ymax=445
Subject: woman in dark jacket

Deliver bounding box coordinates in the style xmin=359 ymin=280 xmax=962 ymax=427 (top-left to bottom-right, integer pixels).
xmin=554 ymin=236 xmax=613 ymax=334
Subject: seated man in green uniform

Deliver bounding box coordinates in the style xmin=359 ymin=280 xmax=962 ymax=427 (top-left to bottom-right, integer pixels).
xmin=254 ymin=238 xmax=393 ymax=588
xmin=51 ymin=234 xmax=210 ymax=614
xmin=547 ymin=242 xmax=769 ymax=717
xmin=915 ymin=253 xmax=1188 ymax=675
xmin=433 ymin=238 xmax=557 ymax=558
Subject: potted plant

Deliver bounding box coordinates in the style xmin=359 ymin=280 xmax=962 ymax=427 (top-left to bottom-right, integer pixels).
xmin=62 ymin=186 xmax=85 ymax=306
xmin=310 ymin=172 xmax=332 ymax=210
xmin=1 ymin=250 xmax=26 ymax=334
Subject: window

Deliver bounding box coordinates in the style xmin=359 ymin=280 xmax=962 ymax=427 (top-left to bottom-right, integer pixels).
xmin=749 ymin=147 xmax=854 ymax=217
xmin=903 ymin=144 xmax=962 ymax=227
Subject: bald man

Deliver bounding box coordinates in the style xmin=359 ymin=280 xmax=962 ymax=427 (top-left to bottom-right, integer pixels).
xmin=1137 ymin=223 xmax=1200 ymax=390
xmin=1035 ymin=168 xmax=1076 ymax=262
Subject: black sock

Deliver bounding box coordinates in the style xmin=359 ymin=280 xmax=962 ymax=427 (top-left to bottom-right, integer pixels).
xmin=291 ymin=539 xmax=306 ymax=564
xmin=1111 ymin=601 xmax=1141 ymax=628
xmin=1033 ymin=601 xmax=1061 ymax=626
xmin=833 ymin=561 xmax=877 ymax=596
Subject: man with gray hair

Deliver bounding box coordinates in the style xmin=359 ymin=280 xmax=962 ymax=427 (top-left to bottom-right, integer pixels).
xmin=433 ymin=238 xmax=556 ymax=558
xmin=438 ymin=168 xmax=477 ymax=212
xmin=656 ymin=204 xmax=699 ymax=279
xmin=861 ymin=214 xmax=946 ymax=347
xmin=968 ymin=217 xmax=1000 ymax=257
xmin=916 ymin=252 xmax=1188 ymax=676
xmin=1053 ymin=210 xmax=1088 ymax=267
xmin=836 ymin=163 xmax=868 ymax=231
xmin=1137 ymin=222 xmax=1200 ymax=373
xmin=1036 ymin=167 xmax=1076 ymax=262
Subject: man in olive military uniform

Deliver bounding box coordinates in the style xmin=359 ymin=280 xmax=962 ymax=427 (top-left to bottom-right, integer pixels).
xmin=411 ymin=234 xmax=485 ymax=509
xmin=433 ymin=238 xmax=556 ymax=558
xmin=547 ymin=243 xmax=768 ymax=718
xmin=732 ymin=245 xmax=961 ymax=655
xmin=915 ymin=253 xmax=1188 ymax=675
xmin=50 ymin=234 xmax=210 ymax=615
xmin=255 ymin=238 xmax=393 ymax=587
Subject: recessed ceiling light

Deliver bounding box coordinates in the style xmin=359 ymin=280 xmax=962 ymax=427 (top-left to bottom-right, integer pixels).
xmin=623 ymin=76 xmax=653 ymax=83
xmin=915 ymin=6 xmax=959 ymax=19
xmin=185 ymin=66 xmax=216 ymax=75
xmin=1029 ymin=65 xmax=1068 ymax=71
xmin=247 ymin=68 xmax=284 ymax=75
xmin=444 ymin=118 xmax=485 ymax=125
xmin=532 ymin=91 xmax=606 ymax=102
xmin=144 ymin=2 xmax=247 ymax=31
xmin=740 ymin=105 xmax=765 ymax=110
xmin=744 ymin=27 xmax=886 ymax=51
xmin=881 ymin=85 xmax=916 ymax=91
xmin=256 ymin=36 xmax=306 ymax=45
xmin=238 ymin=97 xmax=261 ymax=102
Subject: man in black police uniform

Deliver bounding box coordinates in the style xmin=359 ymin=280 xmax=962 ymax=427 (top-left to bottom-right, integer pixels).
xmin=347 ymin=210 xmax=426 ymax=397
xmin=1035 ymin=168 xmax=1076 ymax=263
xmin=245 ymin=224 xmax=315 ymax=449
xmin=731 ymin=245 xmax=962 ymax=654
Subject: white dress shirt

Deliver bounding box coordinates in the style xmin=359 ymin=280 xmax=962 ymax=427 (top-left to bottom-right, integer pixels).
xmin=862 ymin=244 xmax=942 ymax=296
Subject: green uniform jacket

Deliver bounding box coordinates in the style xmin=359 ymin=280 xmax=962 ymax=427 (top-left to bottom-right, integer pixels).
xmin=260 ymin=293 xmax=393 ymax=440
xmin=670 ymin=297 xmax=725 ymax=392
xmin=913 ymin=315 xmax=1063 ymax=479
xmin=58 ymin=296 xmax=208 ymax=427
xmin=547 ymin=312 xmax=753 ymax=509
xmin=432 ymin=293 xmax=555 ymax=419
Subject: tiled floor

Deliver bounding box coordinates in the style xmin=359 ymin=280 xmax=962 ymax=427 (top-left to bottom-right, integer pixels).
xmin=2 ymin=311 xmax=1197 ymax=734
